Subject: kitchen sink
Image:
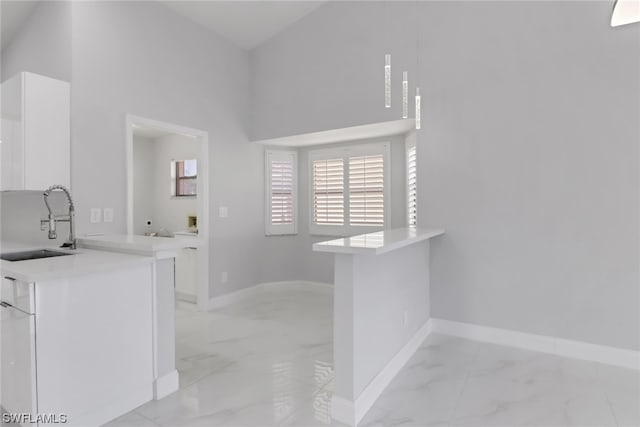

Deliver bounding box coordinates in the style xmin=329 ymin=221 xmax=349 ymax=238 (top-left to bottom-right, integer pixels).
xmin=0 ymin=249 xmax=73 ymax=262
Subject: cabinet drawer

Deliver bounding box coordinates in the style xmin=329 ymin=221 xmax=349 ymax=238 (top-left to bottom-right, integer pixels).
xmin=1 ymin=277 xmax=35 ymax=314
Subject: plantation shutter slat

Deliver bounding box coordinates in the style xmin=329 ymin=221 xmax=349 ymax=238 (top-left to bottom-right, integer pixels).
xmin=313 ymin=158 xmax=344 ymax=225
xmin=349 ymin=155 xmax=385 ymax=226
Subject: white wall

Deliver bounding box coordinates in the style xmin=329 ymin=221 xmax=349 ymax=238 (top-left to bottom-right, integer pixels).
xmin=2 ymin=1 xmax=264 ymax=298
xmin=70 ymin=1 xmax=265 ymax=297
xmin=251 ymin=1 xmax=640 ymax=351
xmin=250 ymin=2 xmax=417 ymax=141
xmin=132 ymin=135 xmax=155 ymax=236
xmin=0 ymin=191 xmax=70 ymax=247
xmin=1 ymin=1 xmax=72 ymax=248
xmin=1 ymin=1 xmax=71 ymax=82
xmin=151 ymin=134 xmax=199 ymax=234
xmin=133 ymin=133 xmax=200 ymax=236
xmin=3 ymin=1 xmax=638 ymax=351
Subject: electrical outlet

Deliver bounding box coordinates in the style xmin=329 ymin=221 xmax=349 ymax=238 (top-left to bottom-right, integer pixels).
xmin=90 ymin=208 xmax=102 ymax=224
xmin=221 ymin=272 xmax=228 ymax=283
xmin=219 ymin=207 xmax=228 ymax=218
xmin=103 ymin=208 xmax=114 ymax=223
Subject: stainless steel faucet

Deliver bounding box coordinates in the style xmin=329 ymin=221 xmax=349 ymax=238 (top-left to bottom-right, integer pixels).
xmin=40 ymin=185 xmax=76 ymax=249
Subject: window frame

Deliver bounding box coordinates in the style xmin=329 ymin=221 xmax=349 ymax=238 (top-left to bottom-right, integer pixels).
xmin=309 ymin=142 xmax=391 ymax=237
xmin=171 ymin=159 xmax=197 ymax=198
xmin=265 ymin=149 xmax=298 ymax=236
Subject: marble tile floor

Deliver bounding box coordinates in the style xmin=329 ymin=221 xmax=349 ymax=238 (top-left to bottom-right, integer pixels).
xmin=108 ymin=286 xmax=640 ymax=427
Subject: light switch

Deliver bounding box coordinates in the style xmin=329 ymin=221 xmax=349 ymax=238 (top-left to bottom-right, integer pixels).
xmin=103 ymin=208 xmax=114 ymax=223
xmin=219 ymin=207 xmax=228 ymax=218
xmin=90 ymin=208 xmax=102 ymax=224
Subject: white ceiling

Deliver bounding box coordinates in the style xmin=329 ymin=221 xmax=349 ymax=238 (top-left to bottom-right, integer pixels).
xmin=1 ymin=1 xmax=325 ymax=53
xmin=161 ymin=1 xmax=325 ymax=50
xmin=1 ymin=1 xmax=39 ymax=51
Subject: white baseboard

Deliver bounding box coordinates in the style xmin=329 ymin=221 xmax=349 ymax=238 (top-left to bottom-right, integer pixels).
xmin=331 ymin=319 xmax=434 ymax=426
xmin=330 ymin=396 xmax=357 ymax=427
xmin=154 ymin=370 xmax=179 ymax=400
xmin=432 ymin=318 xmax=640 ymax=371
xmin=207 ymin=280 xmax=333 ymax=310
xmin=175 ymin=291 xmax=196 ymax=303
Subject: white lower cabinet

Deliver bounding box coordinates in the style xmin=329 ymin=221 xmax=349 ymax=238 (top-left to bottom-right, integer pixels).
xmin=0 ymin=265 xmax=154 ymax=426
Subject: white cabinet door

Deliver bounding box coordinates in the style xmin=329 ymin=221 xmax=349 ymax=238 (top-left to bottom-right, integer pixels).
xmin=0 ymin=72 xmax=70 ymax=191
xmin=0 ymin=303 xmax=37 ymax=418
xmin=23 ymin=73 xmax=71 ymax=191
xmin=1 ymin=75 xmax=24 ymax=191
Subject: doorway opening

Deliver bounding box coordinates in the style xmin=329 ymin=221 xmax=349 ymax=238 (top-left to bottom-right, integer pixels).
xmin=125 ymin=115 xmax=210 ymax=311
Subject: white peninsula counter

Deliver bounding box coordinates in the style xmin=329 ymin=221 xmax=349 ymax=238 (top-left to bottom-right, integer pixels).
xmin=1 ymin=246 xmax=155 ymax=426
xmin=313 ymin=227 xmax=444 ymax=426
xmin=78 ymin=234 xmax=202 ymax=402
xmin=0 ymin=234 xmax=200 ymax=426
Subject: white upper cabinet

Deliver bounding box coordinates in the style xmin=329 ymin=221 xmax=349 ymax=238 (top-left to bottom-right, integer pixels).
xmin=1 ymin=72 xmax=70 ymax=191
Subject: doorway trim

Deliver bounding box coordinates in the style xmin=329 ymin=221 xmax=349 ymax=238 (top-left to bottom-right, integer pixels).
xmin=125 ymin=114 xmax=210 ymax=311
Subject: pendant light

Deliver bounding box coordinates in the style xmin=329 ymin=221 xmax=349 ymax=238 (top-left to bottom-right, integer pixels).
xmin=384 ymin=54 xmax=391 ymax=108
xmin=415 ymin=88 xmax=421 ymax=130
xmin=402 ymin=71 xmax=409 ymax=118
xmin=415 ymin=2 xmax=421 ymax=130
xmin=611 ymin=0 xmax=640 ymax=26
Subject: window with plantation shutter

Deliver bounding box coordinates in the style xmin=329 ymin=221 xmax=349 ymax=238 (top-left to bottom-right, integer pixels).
xmin=312 ymin=158 xmax=344 ymax=226
xmin=406 ymin=140 xmax=417 ymax=227
xmin=265 ymin=150 xmax=297 ymax=235
xmin=309 ymin=143 xmax=389 ymax=236
xmin=349 ymin=155 xmax=384 ymax=226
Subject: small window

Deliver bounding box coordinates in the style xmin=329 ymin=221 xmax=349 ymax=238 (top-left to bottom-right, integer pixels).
xmin=309 ymin=143 xmax=389 ymax=236
xmin=173 ymin=159 xmax=197 ymax=197
xmin=406 ymin=139 xmax=417 ymax=227
xmin=265 ymin=150 xmax=297 ymax=235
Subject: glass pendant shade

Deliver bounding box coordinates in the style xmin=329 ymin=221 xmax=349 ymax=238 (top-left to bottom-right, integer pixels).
xmin=415 ymin=88 xmax=421 ymax=130
xmin=402 ymin=71 xmax=409 ymax=119
xmin=384 ymin=54 xmax=391 ymax=108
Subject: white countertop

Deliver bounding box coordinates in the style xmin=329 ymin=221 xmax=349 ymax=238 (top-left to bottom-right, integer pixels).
xmin=312 ymin=227 xmax=445 ymax=255
xmin=0 ymin=245 xmax=154 ymax=283
xmin=77 ymin=234 xmax=201 ymax=255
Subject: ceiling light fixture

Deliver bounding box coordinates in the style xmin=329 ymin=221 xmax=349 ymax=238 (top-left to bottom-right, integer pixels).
xmin=611 ymin=0 xmax=640 ymax=27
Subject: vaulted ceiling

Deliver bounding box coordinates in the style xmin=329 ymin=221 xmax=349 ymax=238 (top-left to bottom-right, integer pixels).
xmin=1 ymin=1 xmax=326 ymax=53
